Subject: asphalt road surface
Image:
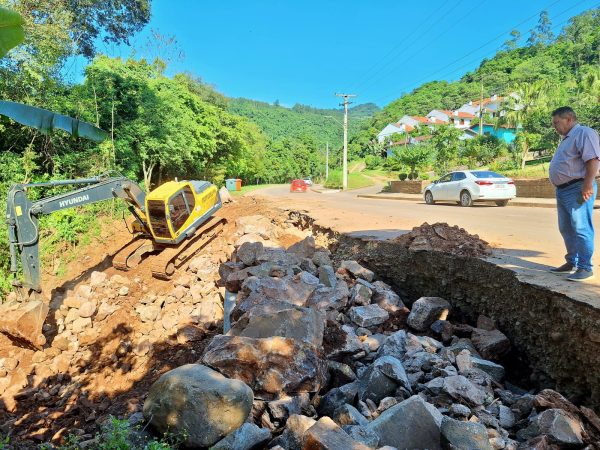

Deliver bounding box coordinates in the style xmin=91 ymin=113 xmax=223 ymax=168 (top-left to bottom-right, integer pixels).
xmin=250 ymin=184 xmax=600 ymax=308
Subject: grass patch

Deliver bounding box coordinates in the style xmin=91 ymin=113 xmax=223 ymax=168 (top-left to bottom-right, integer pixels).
xmin=324 ymin=170 xmax=375 ymax=190
xmin=229 ymin=183 xmax=284 ymax=196
xmin=502 ymin=162 xmax=551 ymax=178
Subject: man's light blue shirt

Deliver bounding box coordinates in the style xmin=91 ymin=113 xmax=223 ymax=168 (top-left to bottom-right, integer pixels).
xmin=549 ymin=124 xmax=600 ymax=186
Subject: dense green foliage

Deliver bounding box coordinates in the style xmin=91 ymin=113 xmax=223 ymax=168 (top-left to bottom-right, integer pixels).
xmin=352 ymin=8 xmax=600 ymax=174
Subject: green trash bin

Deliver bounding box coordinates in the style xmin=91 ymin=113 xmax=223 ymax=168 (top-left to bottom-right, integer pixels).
xmin=225 ymin=178 xmax=237 ymax=191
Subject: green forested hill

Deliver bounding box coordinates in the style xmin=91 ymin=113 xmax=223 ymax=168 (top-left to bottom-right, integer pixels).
xmin=351 ymin=8 xmax=600 ymax=154
xmin=228 ymin=98 xmax=379 ymax=149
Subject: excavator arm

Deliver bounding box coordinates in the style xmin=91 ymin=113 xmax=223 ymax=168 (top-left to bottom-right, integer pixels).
xmin=6 ymin=175 xmax=147 ymax=292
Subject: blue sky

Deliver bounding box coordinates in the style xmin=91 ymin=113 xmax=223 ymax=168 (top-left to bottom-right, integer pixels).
xmin=66 ymin=0 xmax=599 ymax=109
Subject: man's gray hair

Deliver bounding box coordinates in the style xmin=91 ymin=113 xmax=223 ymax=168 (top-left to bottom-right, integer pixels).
xmin=552 ymin=106 xmax=577 ymax=120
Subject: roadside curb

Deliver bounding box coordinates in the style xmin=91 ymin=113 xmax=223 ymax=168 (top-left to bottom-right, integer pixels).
xmin=356 ymin=194 xmax=560 ymax=209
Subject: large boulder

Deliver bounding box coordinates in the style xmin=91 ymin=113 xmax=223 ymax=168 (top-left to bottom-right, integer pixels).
xmin=232 ymin=274 xmax=319 ymax=320
xmin=228 ymin=305 xmax=325 ymax=347
xmin=367 ymin=395 xmax=442 ymax=450
xmin=236 ymin=241 xmax=264 ymax=266
xmin=376 ymin=330 xmax=408 ymax=361
xmin=406 ymin=297 xmax=451 ymax=332
xmin=202 ymin=335 xmax=326 ymax=400
xmin=307 ymin=281 xmax=350 ymax=311
xmin=142 ymin=364 xmax=253 ymax=448
xmin=302 ymin=416 xmax=371 ymax=450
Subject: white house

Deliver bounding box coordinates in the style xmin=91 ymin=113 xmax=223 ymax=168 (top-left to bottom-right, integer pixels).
xmin=377 ymin=123 xmax=404 ymax=143
xmin=426 ymin=109 xmax=452 ymax=124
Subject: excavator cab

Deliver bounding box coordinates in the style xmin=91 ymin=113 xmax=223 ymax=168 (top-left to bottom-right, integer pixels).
xmin=145 ymin=181 xmax=221 ymax=243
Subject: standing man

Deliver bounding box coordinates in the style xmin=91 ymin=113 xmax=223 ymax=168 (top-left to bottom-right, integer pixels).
xmin=549 ymin=106 xmax=600 ymax=281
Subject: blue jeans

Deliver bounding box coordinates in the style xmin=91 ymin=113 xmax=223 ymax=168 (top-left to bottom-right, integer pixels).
xmin=556 ymin=180 xmax=597 ymax=271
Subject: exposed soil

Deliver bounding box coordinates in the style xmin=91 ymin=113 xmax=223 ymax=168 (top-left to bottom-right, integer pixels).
xmin=392 ymin=222 xmax=492 ymax=257
xmin=0 ymin=196 xmax=289 ymax=448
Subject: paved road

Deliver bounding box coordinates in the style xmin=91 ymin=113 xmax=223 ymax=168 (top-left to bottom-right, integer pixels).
xmin=250 ymin=184 xmax=600 ymax=308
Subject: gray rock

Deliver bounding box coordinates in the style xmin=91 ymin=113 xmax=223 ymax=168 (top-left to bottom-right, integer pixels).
xmin=406 ymin=297 xmax=451 ymax=332
xmin=498 ymin=404 xmax=516 ymax=429
xmin=430 ymin=319 xmax=454 ymax=342
xmin=287 ymin=236 xmax=316 ymax=259
xmin=448 ymin=403 xmax=471 ymax=418
xmin=307 ymin=280 xmax=350 ymax=311
xmin=341 ymin=260 xmax=374 ymax=282
xmin=312 ymin=251 xmax=332 ymax=267
xmin=233 ymin=275 xmax=318 ymax=320
xmin=456 ymin=349 xmax=473 ymax=373
xmin=350 ymin=283 xmax=372 ymax=306
xmin=376 ymin=330 xmax=408 ymax=361
xmin=300 ymin=258 xmax=317 ymax=275
xmin=371 ymin=281 xmax=404 ymax=312
xmin=358 ymin=356 xmax=409 ymax=404
xmin=268 ymin=394 xmax=309 ymax=420
xmin=532 ymin=408 xmax=583 ymax=445
xmin=349 ymin=304 xmax=389 ymax=328
xmin=472 ymin=357 xmax=505 ymax=382
xmin=443 ymin=375 xmax=487 ymax=406
xmin=303 ymin=416 xmax=371 ymax=450
xmin=332 ymin=404 xmax=369 ymax=427
xmin=367 ymin=395 xmax=442 ymax=450
xmin=236 ymin=241 xmax=264 ymax=266
xmin=344 ymin=425 xmax=380 ymax=449
xmin=425 ymin=377 xmax=445 ymax=395
xmin=471 ymin=328 xmax=510 ymax=361
xmin=326 ymin=325 xmax=363 ymax=359
xmin=209 ymin=423 xmax=271 ymax=450
xmin=318 ymin=382 xmax=359 ymax=417
xmin=318 ymin=265 xmax=338 ymax=288
xmin=328 ymin=361 xmax=357 ymax=387
xmin=143 ymin=364 xmax=253 ymax=448
xmin=228 ymin=305 xmax=325 ymax=347
xmin=440 ymin=416 xmax=492 ymax=450
xmin=202 ymin=335 xmax=326 ymax=400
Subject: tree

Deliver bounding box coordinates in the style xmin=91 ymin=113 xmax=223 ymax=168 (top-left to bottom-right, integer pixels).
xmin=391 ymin=144 xmax=431 ymax=179
xmin=502 ymin=29 xmax=521 ymax=51
xmin=430 ymin=126 xmax=462 ymax=174
xmin=527 ymin=11 xmax=554 ymax=47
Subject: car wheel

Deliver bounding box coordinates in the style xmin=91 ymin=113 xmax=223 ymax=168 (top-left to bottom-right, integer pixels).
xmin=460 ymin=190 xmax=473 ymax=207
xmin=495 ymin=200 xmax=509 ymax=207
xmin=424 ymin=191 xmax=435 ymax=205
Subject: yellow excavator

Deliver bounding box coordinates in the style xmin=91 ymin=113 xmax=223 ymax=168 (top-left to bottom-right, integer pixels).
xmin=1 ymin=174 xmax=225 ymax=348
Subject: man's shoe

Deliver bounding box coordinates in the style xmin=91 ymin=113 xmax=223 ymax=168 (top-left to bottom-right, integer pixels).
xmin=567 ymin=268 xmax=595 ymax=282
xmin=549 ymin=263 xmax=575 ymax=273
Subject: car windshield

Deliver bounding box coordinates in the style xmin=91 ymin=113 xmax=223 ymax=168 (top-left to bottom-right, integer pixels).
xmin=471 ymin=171 xmax=505 ymax=179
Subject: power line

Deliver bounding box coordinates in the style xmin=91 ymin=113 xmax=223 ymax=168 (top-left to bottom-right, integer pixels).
xmin=346 ymin=2 xmax=454 ymax=93
xmin=356 ymin=0 xmax=490 ymax=97
xmin=369 ymin=1 xmax=596 ymax=106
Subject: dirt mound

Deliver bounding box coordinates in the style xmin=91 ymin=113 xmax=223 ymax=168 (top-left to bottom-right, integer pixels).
xmin=393 ymin=222 xmax=491 ymax=257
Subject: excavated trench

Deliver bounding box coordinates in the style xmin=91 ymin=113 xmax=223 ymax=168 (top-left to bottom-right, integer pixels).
xmin=287 ymin=210 xmax=600 ymax=411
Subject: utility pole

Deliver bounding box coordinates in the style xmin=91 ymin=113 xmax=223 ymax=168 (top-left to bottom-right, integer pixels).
xmin=325 ymin=142 xmax=329 ymax=180
xmin=335 ymin=93 xmax=356 ymax=190
xmin=479 ymin=77 xmax=484 ymax=136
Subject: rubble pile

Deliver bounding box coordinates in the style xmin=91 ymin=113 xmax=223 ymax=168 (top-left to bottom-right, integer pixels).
xmin=1 ymin=209 xmax=599 ymax=449
xmin=393 ymin=222 xmax=492 ymax=257
xmin=141 ymin=216 xmax=600 ymax=449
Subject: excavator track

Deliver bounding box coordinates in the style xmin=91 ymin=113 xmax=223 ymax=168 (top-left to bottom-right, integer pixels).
xmin=150 ymin=216 xmax=226 ymax=280
xmin=113 ymin=237 xmax=156 ymax=271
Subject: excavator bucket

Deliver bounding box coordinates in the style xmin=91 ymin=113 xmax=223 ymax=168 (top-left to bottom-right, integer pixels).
xmin=0 ymin=298 xmax=48 ymax=349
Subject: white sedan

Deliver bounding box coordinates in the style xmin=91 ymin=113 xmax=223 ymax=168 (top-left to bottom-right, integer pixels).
xmin=424 ymin=170 xmax=516 ymax=207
